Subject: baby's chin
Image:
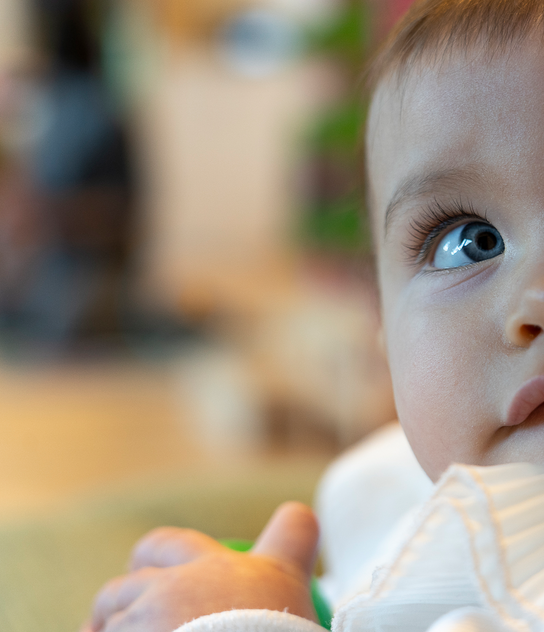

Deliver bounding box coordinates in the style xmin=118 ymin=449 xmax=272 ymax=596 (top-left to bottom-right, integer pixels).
xmin=410 ymin=422 xmax=544 ymax=483
xmin=439 ymin=414 xmax=544 ymax=478
xmin=483 ymin=417 xmax=544 ymax=470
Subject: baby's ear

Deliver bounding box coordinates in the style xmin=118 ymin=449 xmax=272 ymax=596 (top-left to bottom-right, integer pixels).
xmin=251 ymin=502 xmax=319 ymax=580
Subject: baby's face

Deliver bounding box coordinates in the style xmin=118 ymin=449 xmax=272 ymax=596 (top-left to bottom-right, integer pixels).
xmin=368 ymin=40 xmax=544 ymax=481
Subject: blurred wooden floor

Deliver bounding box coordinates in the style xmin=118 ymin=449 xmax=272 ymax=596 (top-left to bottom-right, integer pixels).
xmin=0 ymin=356 xmax=335 ymax=520
xmin=0 ymin=359 xmax=200 ymax=518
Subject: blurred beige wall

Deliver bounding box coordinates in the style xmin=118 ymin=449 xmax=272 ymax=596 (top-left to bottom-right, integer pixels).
xmin=136 ymin=49 xmax=327 ymax=310
xmin=125 ymin=0 xmax=341 ymax=311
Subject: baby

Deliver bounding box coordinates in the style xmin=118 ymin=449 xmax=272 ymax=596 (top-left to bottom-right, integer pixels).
xmin=82 ymin=0 xmax=544 ymax=630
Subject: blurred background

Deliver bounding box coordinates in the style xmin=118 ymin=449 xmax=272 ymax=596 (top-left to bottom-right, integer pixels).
xmin=0 ymin=0 xmax=412 ymax=629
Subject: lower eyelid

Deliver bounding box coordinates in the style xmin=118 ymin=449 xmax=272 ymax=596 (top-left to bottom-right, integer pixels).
xmin=420 ymin=257 xmax=500 ymax=293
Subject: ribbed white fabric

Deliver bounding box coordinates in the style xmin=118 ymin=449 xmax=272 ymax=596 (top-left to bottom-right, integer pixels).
xmin=333 ymin=462 xmax=544 ymax=632
xmin=427 ymin=608 xmax=512 ymax=632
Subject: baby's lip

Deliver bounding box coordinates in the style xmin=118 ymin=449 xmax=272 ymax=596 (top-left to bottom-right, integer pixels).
xmin=506 ymin=376 xmax=544 ymax=427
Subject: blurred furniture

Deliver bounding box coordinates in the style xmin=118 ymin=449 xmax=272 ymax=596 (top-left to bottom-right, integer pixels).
xmin=0 ymin=0 xmax=135 ymax=346
xmin=176 ymin=257 xmax=396 ymax=450
xmin=251 ymin=279 xmax=395 ymax=446
xmin=0 ymin=0 xmax=30 ymax=70
xmin=149 ymin=0 xmax=251 ymax=43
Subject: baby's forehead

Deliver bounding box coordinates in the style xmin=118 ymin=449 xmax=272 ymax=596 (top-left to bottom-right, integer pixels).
xmin=365 ymin=40 xmax=544 ymax=237
xmin=367 ymin=47 xmax=521 ymax=152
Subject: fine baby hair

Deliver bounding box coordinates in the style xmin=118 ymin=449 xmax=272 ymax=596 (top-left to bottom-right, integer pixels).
xmin=367 ymin=0 xmax=544 ymax=89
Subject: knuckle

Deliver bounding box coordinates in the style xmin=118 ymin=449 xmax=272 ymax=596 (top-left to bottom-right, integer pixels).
xmin=133 ymin=527 xmax=191 ymax=556
xmin=149 ymin=526 xmax=187 ymax=542
xmin=95 ymin=576 xmax=123 ymax=607
xmin=92 ymin=573 xmax=134 ymax=624
xmin=130 ymin=527 xmax=220 ymax=570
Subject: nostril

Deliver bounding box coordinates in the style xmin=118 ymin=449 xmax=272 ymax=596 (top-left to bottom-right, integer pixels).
xmin=521 ymin=324 xmax=542 ymax=341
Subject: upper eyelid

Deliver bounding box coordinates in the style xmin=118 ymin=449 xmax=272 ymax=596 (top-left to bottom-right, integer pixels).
xmin=383 ymin=168 xmax=488 ymax=237
xmin=406 ymin=216 xmax=471 ymax=266
xmin=401 ymin=200 xmax=490 ymax=265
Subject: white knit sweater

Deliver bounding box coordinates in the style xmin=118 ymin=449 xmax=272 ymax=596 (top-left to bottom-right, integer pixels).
xmin=173 ymin=425 xmax=544 ymax=632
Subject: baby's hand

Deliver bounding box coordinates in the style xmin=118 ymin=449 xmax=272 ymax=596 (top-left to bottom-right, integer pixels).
xmin=82 ymin=502 xmax=320 ymax=632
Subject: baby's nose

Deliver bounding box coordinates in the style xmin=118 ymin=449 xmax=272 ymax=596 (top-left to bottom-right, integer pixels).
xmin=506 ymin=288 xmax=544 ymax=347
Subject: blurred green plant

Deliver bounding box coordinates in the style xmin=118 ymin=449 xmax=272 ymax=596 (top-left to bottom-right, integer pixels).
xmin=305 ymin=0 xmax=372 ymax=66
xmin=298 ymin=0 xmax=375 ymax=254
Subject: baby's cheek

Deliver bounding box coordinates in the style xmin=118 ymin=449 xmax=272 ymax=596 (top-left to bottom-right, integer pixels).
xmin=386 ymin=311 xmax=486 ymax=479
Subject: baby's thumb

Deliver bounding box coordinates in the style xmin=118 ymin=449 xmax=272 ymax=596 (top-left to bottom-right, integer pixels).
xmin=251 ymin=502 xmax=319 ymax=580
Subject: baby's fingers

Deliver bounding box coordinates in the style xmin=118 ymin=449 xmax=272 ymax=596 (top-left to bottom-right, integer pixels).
xmin=130 ymin=527 xmax=224 ymax=571
xmin=90 ymin=567 xmax=159 ymax=632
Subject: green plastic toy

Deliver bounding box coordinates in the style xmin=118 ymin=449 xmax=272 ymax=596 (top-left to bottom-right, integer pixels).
xmin=220 ymin=539 xmax=333 ymax=630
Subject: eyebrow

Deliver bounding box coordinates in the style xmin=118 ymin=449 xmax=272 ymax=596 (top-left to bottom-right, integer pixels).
xmin=384 ymin=167 xmax=486 ymax=238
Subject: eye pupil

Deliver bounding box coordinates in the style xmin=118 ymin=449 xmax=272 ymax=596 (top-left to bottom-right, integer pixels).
xmin=476 ymin=232 xmax=496 ymax=251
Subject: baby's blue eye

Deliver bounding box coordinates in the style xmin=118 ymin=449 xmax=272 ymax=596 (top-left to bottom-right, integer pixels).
xmin=432 ymin=222 xmax=504 ymax=269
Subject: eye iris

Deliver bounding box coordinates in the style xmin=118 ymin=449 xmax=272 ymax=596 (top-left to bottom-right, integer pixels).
xmin=460 ymin=222 xmax=504 ymax=262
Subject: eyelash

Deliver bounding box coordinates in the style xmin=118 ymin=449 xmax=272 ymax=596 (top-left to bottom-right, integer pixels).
xmin=404 ymin=198 xmax=489 ymax=266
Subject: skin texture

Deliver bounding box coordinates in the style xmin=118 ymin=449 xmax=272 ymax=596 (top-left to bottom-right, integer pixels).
xmin=82 ymin=502 xmax=319 ymax=632
xmin=367 ymin=38 xmax=544 ymax=481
